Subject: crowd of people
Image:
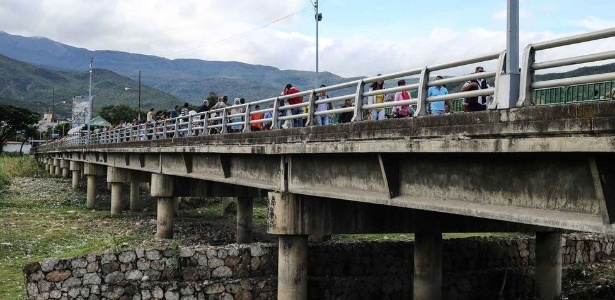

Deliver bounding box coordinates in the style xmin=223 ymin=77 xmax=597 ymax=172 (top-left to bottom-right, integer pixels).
xmin=101 ymin=65 xmax=495 ymax=137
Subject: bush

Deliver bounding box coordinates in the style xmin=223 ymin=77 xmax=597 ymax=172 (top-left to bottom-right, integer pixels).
xmin=0 ymin=154 xmax=45 ymax=189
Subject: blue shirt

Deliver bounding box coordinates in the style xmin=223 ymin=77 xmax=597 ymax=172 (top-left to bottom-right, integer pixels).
xmin=428 ymin=86 xmax=449 ymax=111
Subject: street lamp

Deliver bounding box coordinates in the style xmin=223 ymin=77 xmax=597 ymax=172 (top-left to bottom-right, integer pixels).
xmin=311 ymin=0 xmax=323 ymax=89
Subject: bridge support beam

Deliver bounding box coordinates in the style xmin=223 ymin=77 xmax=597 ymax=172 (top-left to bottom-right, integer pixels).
xmin=151 ymin=174 xmax=175 ymax=239
xmin=536 ymin=232 xmax=562 ymax=300
xmin=237 ymin=197 xmax=253 ymax=243
xmin=268 ymin=192 xmax=309 ymax=300
xmin=60 ymin=159 xmax=70 ymax=178
xmin=70 ymin=161 xmax=81 ymax=190
xmin=107 ymin=167 xmax=129 ymax=215
xmin=414 ymin=232 xmax=443 ymax=300
xmin=129 ymin=171 xmax=143 ymax=212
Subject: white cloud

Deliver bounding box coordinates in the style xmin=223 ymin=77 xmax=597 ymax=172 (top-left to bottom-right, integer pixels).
xmin=0 ymin=0 xmax=614 ymax=79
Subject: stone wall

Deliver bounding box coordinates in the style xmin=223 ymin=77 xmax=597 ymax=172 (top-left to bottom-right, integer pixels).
xmin=24 ymin=234 xmax=615 ymax=300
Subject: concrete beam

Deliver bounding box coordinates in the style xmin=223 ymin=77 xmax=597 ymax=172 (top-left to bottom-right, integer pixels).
xmin=152 ymin=174 xmax=175 ymax=239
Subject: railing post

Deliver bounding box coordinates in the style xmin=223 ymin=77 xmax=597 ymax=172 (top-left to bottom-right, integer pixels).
xmin=187 ymin=115 xmax=193 ymax=136
xmin=243 ymin=104 xmax=252 ymax=132
xmin=271 ymin=97 xmax=280 ymax=130
xmin=415 ymin=67 xmax=430 ymax=116
xmin=352 ymin=80 xmax=365 ymax=122
xmin=221 ymin=108 xmax=228 ymax=134
xmin=203 ymin=113 xmax=210 ymax=135
xmin=517 ymin=45 xmax=536 ymax=107
xmin=494 ymin=50 xmax=518 ymax=109
xmin=306 ymin=91 xmax=316 ymax=126
xmin=173 ymin=117 xmax=179 ymax=137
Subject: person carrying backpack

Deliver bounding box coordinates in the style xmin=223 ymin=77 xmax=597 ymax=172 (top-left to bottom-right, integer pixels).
xmin=392 ymin=79 xmax=414 ymax=118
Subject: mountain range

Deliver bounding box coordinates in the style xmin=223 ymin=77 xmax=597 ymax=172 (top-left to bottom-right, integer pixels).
xmin=0 ymin=31 xmax=360 ymax=105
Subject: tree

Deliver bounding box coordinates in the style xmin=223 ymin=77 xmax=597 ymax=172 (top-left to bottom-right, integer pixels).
xmin=98 ymin=104 xmax=139 ymax=125
xmin=15 ymin=125 xmax=40 ymax=156
xmin=206 ymin=92 xmax=219 ymax=108
xmin=0 ymin=104 xmax=40 ymax=154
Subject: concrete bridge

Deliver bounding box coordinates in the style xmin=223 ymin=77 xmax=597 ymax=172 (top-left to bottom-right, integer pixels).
xmin=34 ymin=27 xmax=615 ymax=299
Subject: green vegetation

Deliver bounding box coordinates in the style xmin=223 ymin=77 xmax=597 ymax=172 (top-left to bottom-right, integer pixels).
xmin=0 ymin=104 xmax=40 ymax=154
xmin=0 ymin=154 xmax=46 ymax=190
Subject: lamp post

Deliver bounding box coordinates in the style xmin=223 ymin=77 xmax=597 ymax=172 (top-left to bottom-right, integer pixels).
xmin=87 ymin=54 xmax=93 ymax=143
xmin=124 ymin=70 xmax=142 ymax=121
xmin=311 ymin=0 xmax=322 ymax=89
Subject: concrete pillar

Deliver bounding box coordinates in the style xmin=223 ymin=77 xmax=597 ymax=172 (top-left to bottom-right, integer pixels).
xmin=268 ymin=192 xmax=310 ymax=299
xmin=86 ymin=175 xmax=96 ymax=209
xmin=48 ymin=158 xmax=54 ymax=174
xmin=110 ymin=182 xmax=123 ymax=215
xmin=60 ymin=160 xmax=70 ymax=178
xmin=221 ymin=197 xmax=235 ymax=216
xmin=237 ymin=197 xmax=253 ymax=243
xmin=84 ymin=163 xmax=103 ymax=210
xmin=130 ymin=181 xmax=140 ymax=212
xmin=278 ymin=235 xmax=308 ymax=300
xmin=54 ymin=159 xmax=61 ymax=176
xmin=107 ymin=167 xmax=129 ymax=215
xmin=70 ymin=161 xmax=82 ymax=190
xmin=151 ymin=174 xmax=175 ymax=239
xmin=414 ymin=232 xmax=442 ymax=300
xmin=536 ymin=232 xmax=562 ymax=300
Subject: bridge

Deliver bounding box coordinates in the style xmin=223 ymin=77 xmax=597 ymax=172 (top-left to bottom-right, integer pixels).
xmin=34 ymin=27 xmax=615 ymax=299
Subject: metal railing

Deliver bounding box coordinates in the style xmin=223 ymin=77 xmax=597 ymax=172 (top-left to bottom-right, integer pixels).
xmin=533 ymin=81 xmax=615 ymax=105
xmin=38 ymin=26 xmax=615 ymax=150
xmin=518 ymin=27 xmax=615 ymax=106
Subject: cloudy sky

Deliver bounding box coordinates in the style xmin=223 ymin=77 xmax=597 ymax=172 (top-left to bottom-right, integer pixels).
xmin=1 ymin=0 xmax=615 ymax=77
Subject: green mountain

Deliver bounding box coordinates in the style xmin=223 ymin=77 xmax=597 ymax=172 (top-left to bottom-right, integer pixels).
xmin=0 ymin=54 xmax=181 ymax=120
xmin=0 ymin=31 xmax=362 ymax=103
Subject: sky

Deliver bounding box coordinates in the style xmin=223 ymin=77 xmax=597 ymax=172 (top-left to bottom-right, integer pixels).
xmin=1 ymin=0 xmax=615 ymax=78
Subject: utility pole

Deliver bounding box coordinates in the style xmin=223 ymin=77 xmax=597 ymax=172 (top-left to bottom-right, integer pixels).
xmin=51 ymin=86 xmax=55 ymax=135
xmin=312 ymin=0 xmax=322 ymax=89
xmin=87 ymin=54 xmax=93 ymax=144
xmin=138 ymin=70 xmax=142 ymax=120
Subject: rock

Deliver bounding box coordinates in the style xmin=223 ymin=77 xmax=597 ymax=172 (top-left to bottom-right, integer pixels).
xmin=118 ymin=251 xmax=137 ymax=263
xmin=45 ymin=270 xmax=71 ymax=282
xmin=41 ymin=257 xmax=60 ymax=272
xmin=212 ymin=266 xmax=233 ymax=278
xmin=104 ymin=271 xmax=125 ymax=284
xmin=83 ymin=273 xmax=102 ymax=285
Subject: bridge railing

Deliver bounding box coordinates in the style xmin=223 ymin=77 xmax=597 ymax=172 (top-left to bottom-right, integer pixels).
xmin=518 ymin=27 xmax=615 ymax=106
xmin=38 ymin=27 xmax=615 ymax=150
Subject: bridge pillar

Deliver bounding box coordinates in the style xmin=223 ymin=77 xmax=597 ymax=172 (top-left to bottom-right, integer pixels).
xmin=221 ymin=197 xmax=235 ymax=216
xmin=129 ymin=171 xmax=141 ymax=212
xmin=60 ymin=159 xmax=70 ymax=178
xmin=84 ymin=163 xmax=104 ymax=210
xmin=69 ymin=161 xmax=81 ymax=190
xmin=107 ymin=167 xmax=129 ymax=215
xmin=278 ymin=235 xmax=308 ymax=300
xmin=46 ymin=158 xmax=53 ymax=174
xmin=268 ymin=192 xmax=309 ymax=300
xmin=237 ymin=197 xmax=253 ymax=243
xmin=414 ymin=232 xmax=442 ymax=300
xmin=151 ymin=174 xmax=175 ymax=239
xmin=54 ymin=158 xmax=61 ymax=176
xmin=536 ymin=232 xmax=562 ymax=300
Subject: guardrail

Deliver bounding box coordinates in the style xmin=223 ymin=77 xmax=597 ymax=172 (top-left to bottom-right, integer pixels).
xmin=38 ymin=26 xmax=615 ymax=150
xmin=534 ymin=81 xmax=615 ymax=105
xmin=518 ymin=27 xmax=615 ymax=106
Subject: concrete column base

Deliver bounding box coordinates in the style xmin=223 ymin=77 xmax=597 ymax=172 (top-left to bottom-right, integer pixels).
xmin=414 ymin=232 xmax=442 ymax=300
xmin=86 ymin=175 xmax=96 ymax=209
xmin=156 ymin=197 xmax=176 ymax=239
xmin=110 ymin=182 xmax=123 ymax=215
xmin=278 ymin=235 xmax=308 ymax=300
xmin=536 ymin=232 xmax=562 ymax=300
xmin=221 ymin=197 xmax=235 ymax=216
xmin=237 ymin=197 xmax=253 ymax=243
xmin=61 ymin=168 xmax=69 ymax=178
